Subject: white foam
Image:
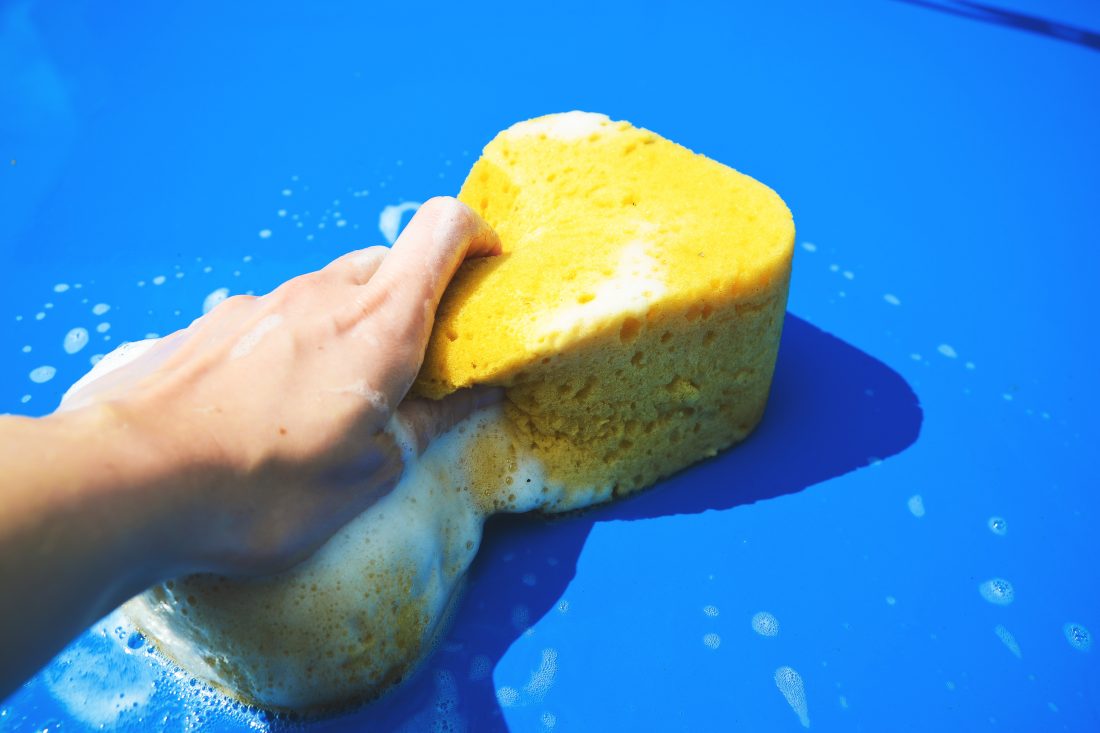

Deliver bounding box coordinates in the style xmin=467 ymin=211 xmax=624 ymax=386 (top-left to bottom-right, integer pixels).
xmin=534 ymin=241 xmax=666 ymax=350
xmin=703 ymin=605 xmax=719 ymax=617
xmin=938 ymin=344 xmax=958 ymax=359
xmin=752 ymin=611 xmax=780 ymax=637
xmin=994 ymin=624 xmax=1022 ymax=658
xmin=61 ymin=333 xmax=602 ymax=710
xmin=504 ymin=111 xmax=610 ymax=141
xmin=152 ymin=275 xmax=166 ymax=286
xmin=53 ymin=283 xmax=70 ymax=293
xmin=703 ymin=633 xmax=721 ymax=649
xmin=379 ymin=201 xmax=422 ymax=244
xmin=496 ymin=687 xmax=519 ymax=707
xmin=469 ymin=655 xmax=492 ymax=681
xmin=63 ymin=327 xmax=89 ymax=354
xmin=258 ymin=229 xmax=272 ymax=239
xmin=979 ymin=578 xmax=1015 ymax=606
xmin=1064 ymin=622 xmax=1092 ymax=651
xmin=775 ymin=666 xmax=810 ymax=728
xmin=92 ymin=304 xmax=111 ymax=319
xmin=229 ymin=314 xmax=283 ymax=359
xmin=523 ymin=648 xmax=558 ymax=700
xmin=329 ymin=380 xmax=388 ymax=410
xmin=96 ymin=322 xmax=110 ymax=333
xmin=883 ymin=293 xmax=901 ymax=306
xmin=42 ymin=614 xmax=157 ymax=729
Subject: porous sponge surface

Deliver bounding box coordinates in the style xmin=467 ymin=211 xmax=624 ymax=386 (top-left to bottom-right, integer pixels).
xmin=414 ymin=111 xmax=795 ymax=506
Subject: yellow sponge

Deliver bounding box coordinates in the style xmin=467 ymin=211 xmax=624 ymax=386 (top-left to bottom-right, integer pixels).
xmin=105 ymin=112 xmax=795 ymax=713
xmin=414 ymin=111 xmax=794 ymax=507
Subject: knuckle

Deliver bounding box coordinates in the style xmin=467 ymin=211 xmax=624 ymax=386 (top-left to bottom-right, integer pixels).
xmin=272 ymin=274 xmax=316 ymax=303
xmin=424 ymin=196 xmax=478 ymax=235
xmin=217 ymin=294 xmax=257 ymax=313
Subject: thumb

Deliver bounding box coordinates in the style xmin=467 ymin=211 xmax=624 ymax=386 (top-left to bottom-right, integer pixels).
xmin=396 ymin=387 xmax=504 ymax=456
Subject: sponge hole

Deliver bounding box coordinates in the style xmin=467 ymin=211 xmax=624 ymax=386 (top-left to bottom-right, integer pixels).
xmin=619 ymin=317 xmax=641 ymax=343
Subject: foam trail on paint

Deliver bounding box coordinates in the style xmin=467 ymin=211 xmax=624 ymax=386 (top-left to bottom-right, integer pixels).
xmin=775 ymin=666 xmax=810 ymax=728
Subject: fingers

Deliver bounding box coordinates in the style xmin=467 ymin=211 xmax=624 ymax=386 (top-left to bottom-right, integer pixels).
xmin=346 ymin=197 xmax=500 ymax=408
xmin=396 ymin=387 xmax=504 ymax=456
xmin=322 ymin=246 xmax=388 ymax=286
xmin=366 ymin=197 xmax=500 ymax=342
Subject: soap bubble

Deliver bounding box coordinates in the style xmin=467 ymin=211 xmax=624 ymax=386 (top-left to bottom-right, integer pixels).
xmin=978 ymin=578 xmax=1014 ymax=606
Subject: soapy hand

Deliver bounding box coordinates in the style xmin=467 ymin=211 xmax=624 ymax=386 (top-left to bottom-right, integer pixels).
xmin=64 ymin=197 xmax=502 ymax=576
xmin=0 ymin=196 xmax=501 ymax=699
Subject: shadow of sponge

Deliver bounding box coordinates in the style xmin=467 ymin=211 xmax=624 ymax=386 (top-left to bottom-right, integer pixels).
xmin=310 ymin=313 xmax=922 ymax=732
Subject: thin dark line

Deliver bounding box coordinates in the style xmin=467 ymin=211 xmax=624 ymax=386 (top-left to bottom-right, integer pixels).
xmin=894 ymin=0 xmax=1100 ymax=52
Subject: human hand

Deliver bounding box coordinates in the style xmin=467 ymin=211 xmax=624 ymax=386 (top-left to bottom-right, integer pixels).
xmin=60 ymin=196 xmax=501 ymax=577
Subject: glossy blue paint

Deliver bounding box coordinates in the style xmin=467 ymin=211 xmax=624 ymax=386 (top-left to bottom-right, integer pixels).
xmin=2 ymin=1 xmax=1098 ymax=730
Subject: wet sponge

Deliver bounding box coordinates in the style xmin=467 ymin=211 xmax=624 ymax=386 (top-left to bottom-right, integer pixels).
xmin=414 ymin=111 xmax=795 ymax=508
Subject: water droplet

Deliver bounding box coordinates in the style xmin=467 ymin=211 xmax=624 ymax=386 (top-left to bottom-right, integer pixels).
xmin=979 ymin=578 xmax=1015 ymax=606
xmin=907 ymin=494 xmax=926 ymax=518
xmin=988 ymin=517 xmax=1007 ymax=536
xmin=126 ymin=631 xmax=145 ymax=650
xmin=752 ymin=611 xmax=780 ymax=637
xmin=63 ymin=327 xmax=89 ymax=354
xmin=1064 ymin=622 xmax=1091 ymax=651
xmin=29 ymin=365 xmax=56 ymax=383
xmin=203 ymin=288 xmax=229 ymax=314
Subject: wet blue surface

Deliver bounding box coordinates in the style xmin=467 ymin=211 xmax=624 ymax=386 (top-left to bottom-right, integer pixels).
xmin=2 ymin=1 xmax=1099 ymax=731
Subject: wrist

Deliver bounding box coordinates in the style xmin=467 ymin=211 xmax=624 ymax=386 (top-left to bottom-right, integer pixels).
xmin=41 ymin=401 xmax=206 ymax=583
